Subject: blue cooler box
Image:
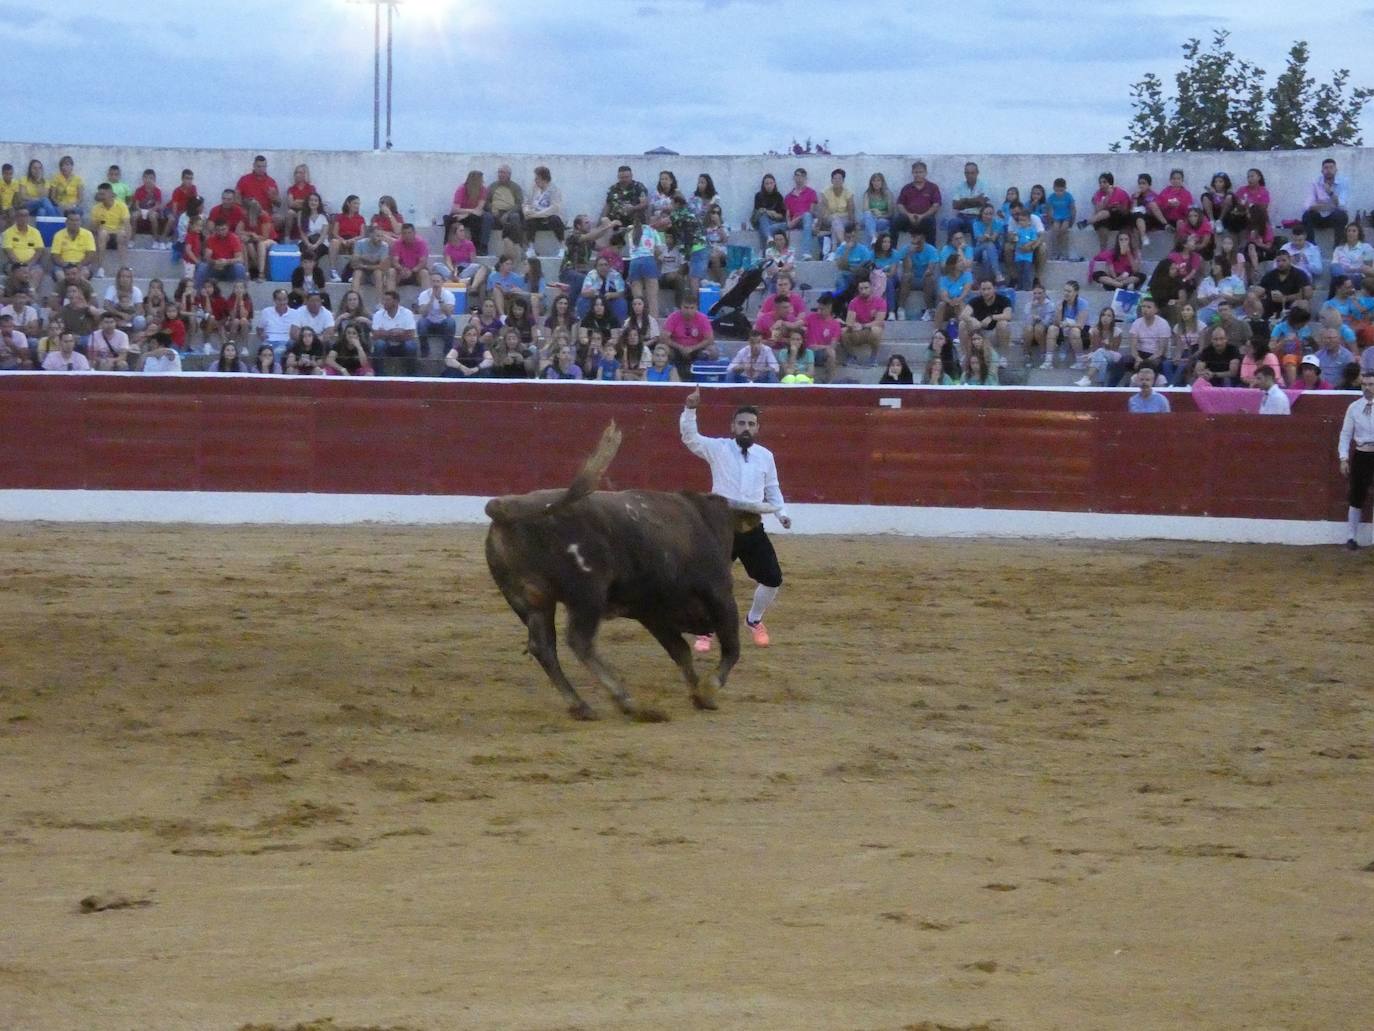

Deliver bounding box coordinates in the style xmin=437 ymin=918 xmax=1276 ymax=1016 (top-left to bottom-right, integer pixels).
xmin=690 ymin=358 xmax=730 ymax=383
xmin=268 ymin=245 xmax=301 ymax=282
xmin=36 ymin=216 xmax=65 ymax=247
xmin=697 ymin=281 xmax=722 ymax=313
xmin=449 ymin=286 xmax=468 ymax=314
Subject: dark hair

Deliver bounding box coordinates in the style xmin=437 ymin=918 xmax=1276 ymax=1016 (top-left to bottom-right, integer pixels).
xmin=1137 ymin=173 xmax=1153 ymax=185
xmin=733 ymin=405 xmax=760 ymax=419
xmin=1053 ymin=177 xmax=1066 ymax=188
xmin=1255 ymin=364 xmax=1276 ymax=379
xmin=1247 ymin=167 xmax=1266 ymax=186
xmin=617 ymin=164 xmax=632 ymax=173
xmin=254 ymin=154 xmax=267 ymax=163
xmin=830 ymin=168 xmax=845 ymax=179
xmin=695 ymin=173 xmax=716 ymax=200
xmin=1098 ymin=172 xmax=1115 ymax=185
xmin=656 ymin=170 xmax=678 ymax=197
xmin=215 ymin=341 xmax=239 ymax=372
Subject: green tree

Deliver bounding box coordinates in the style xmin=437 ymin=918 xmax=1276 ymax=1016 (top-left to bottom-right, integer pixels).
xmin=1114 ymin=31 xmax=1372 ymax=151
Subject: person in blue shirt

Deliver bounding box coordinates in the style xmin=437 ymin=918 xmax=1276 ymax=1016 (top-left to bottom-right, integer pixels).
xmin=871 ymin=231 xmax=908 ymax=316
xmin=938 ymin=231 xmax=973 ymax=268
xmin=1026 ymin=183 xmax=1051 ymax=223
xmin=906 ymin=230 xmax=941 ymax=319
xmin=1127 ymin=367 xmax=1171 ymax=412
xmin=933 ymin=254 xmax=974 ymax=327
xmin=1009 ymin=209 xmax=1040 ymax=290
xmin=1046 ymin=177 xmax=1077 ymax=260
xmin=969 ymin=204 xmax=1007 ymax=285
xmin=832 ymin=224 xmax=874 ymax=294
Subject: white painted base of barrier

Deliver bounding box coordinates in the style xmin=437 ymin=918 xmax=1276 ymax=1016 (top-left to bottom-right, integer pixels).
xmin=0 ymin=489 xmax=1364 ymax=546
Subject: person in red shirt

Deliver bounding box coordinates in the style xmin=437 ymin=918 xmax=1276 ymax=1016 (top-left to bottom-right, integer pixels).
xmin=208 ymin=188 xmax=246 ymax=234
xmin=236 ymin=155 xmax=280 ymax=230
xmin=240 ymin=199 xmax=278 ymax=281
xmin=181 ymin=215 xmax=205 ymax=282
xmin=284 ymin=162 xmax=317 ymax=240
xmin=169 ymin=168 xmax=198 ymax=217
xmin=132 ymin=169 xmax=168 ymax=248
xmin=371 ymin=195 xmax=401 ymax=244
xmin=195 ymin=219 xmax=247 ymax=290
xmin=329 ymin=193 xmax=365 ymax=281
xmin=1086 ymin=172 xmax=1133 ymax=251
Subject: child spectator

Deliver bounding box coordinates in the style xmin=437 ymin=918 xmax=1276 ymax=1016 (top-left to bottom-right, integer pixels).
xmin=1045 ymin=178 xmax=1077 ymax=260
xmin=1156 ymin=169 xmax=1193 ymax=229
xmin=132 ymin=170 xmax=168 ymax=248
xmin=1010 ymin=209 xmax=1040 ymax=290
xmin=1085 ymin=173 xmax=1132 ymax=251
xmin=1131 ymin=173 xmax=1168 ymax=248
xmin=1045 ymin=280 xmax=1091 ymax=369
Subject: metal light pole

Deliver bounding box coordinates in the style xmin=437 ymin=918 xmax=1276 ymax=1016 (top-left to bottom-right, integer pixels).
xmin=349 ymin=0 xmax=402 ymax=151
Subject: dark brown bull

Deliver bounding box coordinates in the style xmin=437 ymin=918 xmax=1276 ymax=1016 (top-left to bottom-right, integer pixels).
xmin=485 ymin=424 xmax=741 ymax=721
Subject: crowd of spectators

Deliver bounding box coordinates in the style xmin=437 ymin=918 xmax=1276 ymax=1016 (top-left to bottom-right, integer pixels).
xmin=1 ymin=151 xmax=1370 ymax=392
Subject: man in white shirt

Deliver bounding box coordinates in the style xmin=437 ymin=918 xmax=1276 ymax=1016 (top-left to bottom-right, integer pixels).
xmin=680 ymin=386 xmax=790 ymax=650
xmin=0 ymin=313 xmax=32 ymax=369
xmin=1 ymin=287 xmax=42 ymax=341
xmin=371 ymin=289 xmax=419 ymax=359
xmin=292 ymin=290 xmax=336 ymax=346
xmin=1338 ymin=369 xmax=1374 ymax=549
xmin=1280 ymin=225 xmax=1323 ymax=278
xmin=88 ymin=312 xmax=135 ymax=371
xmin=1303 ymin=158 xmax=1349 ymax=239
xmin=1255 ymin=366 xmax=1291 ymax=416
xmin=257 ymin=288 xmax=298 ymax=359
xmin=40 ymin=331 xmax=92 ymax=371
xmin=727 ymin=330 xmax=780 ymax=383
xmin=413 ymin=280 xmax=456 ymax=358
xmin=139 ymin=331 xmax=182 ymax=373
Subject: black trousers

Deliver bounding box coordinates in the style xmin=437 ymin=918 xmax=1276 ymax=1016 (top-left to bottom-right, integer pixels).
xmin=1350 ymin=449 xmax=1374 ymax=510
xmin=733 ymin=525 xmax=783 ymax=589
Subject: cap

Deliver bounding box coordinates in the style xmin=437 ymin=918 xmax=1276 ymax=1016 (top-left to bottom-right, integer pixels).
xmin=1301 ymin=354 xmax=1321 ymax=368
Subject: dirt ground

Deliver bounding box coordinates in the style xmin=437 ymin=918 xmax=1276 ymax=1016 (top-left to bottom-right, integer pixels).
xmin=1 ymin=524 xmax=1372 ymax=1031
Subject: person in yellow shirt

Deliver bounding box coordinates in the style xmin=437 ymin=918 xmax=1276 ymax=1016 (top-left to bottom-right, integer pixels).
xmin=90 ymin=183 xmax=130 ymax=277
xmin=18 ymin=158 xmax=59 ymax=216
xmin=48 ymin=155 xmax=84 ymax=215
xmin=817 ymin=168 xmax=855 ymax=259
xmin=48 ymin=211 xmax=96 ymax=282
xmin=2 ymin=207 xmax=47 ymax=292
xmin=0 ymin=163 xmax=19 ymax=228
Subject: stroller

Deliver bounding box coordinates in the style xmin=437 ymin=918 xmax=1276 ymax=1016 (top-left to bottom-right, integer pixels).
xmin=708 ymin=258 xmax=773 ymax=341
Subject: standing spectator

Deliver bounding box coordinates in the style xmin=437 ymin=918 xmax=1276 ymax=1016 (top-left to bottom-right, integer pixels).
xmin=558 ymin=214 xmax=616 ymax=304
xmin=1045 ymin=177 xmax=1077 ymax=260
xmin=751 ymin=173 xmax=788 ymax=250
xmin=413 ymin=277 xmax=457 ymax=358
xmin=236 ymin=155 xmax=281 ymax=232
xmin=3 ymin=207 xmax=46 ymax=293
xmin=89 ymin=184 xmax=131 ymax=276
xmin=1303 ymin=157 xmax=1349 ymax=239
xmin=816 ymin=168 xmax=854 ymax=257
xmin=522 ymin=166 xmax=564 ymax=256
xmin=1255 ymin=365 xmax=1291 ymax=414
xmin=893 ymin=161 xmax=941 ymax=246
xmin=132 ymin=169 xmax=168 ymax=247
xmin=41 ymin=331 xmax=91 ymax=371
xmin=386 ymin=222 xmax=429 ymax=292
xmin=783 ymin=168 xmax=819 ymax=260
xmin=195 ymin=220 xmax=247 ymax=290
xmin=625 ymin=218 xmax=663 ymax=322
xmin=49 ymin=156 xmax=84 ymax=215
xmin=1127 ymin=367 xmax=1170 ymax=412
xmin=727 ymin=330 xmax=780 ymax=383
xmin=840 ymin=278 xmax=886 ymax=367
xmin=1338 ymin=369 xmax=1374 ymax=548
xmin=959 ymin=279 xmax=1012 ymax=360
xmin=370 ymin=290 xmax=419 ymax=361
xmin=447 ymin=171 xmax=490 ymax=252
xmin=945 ymin=161 xmax=993 ymax=241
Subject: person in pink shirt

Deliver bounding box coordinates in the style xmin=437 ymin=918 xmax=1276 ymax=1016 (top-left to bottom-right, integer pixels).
xmin=660 ymin=294 xmax=716 ymax=371
xmin=784 ymin=168 xmax=818 ymax=260
xmin=840 ymin=279 xmax=886 ymax=366
xmin=1166 ymin=238 xmax=1204 ymax=292
xmin=754 ymin=296 xmax=804 ymax=346
xmin=758 ymin=272 xmax=805 ymax=318
xmin=1090 ymin=232 xmax=1142 ymax=291
xmin=1232 ymin=167 xmax=1270 ymax=228
xmin=447 ymin=170 xmax=492 ymax=253
xmin=1086 ymin=173 xmax=1132 ymax=251
xmin=803 ymin=292 xmax=842 ymax=381
xmin=1174 ymin=207 xmax=1214 ymax=260
xmin=386 ymin=222 xmax=429 ymax=292
xmin=1155 ymin=168 xmax=1193 ymax=230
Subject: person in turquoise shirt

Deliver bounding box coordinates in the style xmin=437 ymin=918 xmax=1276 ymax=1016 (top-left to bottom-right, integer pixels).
xmin=969 ymin=204 xmax=1007 ymax=284
xmin=934 ymin=254 xmax=974 ymax=326
xmin=906 ymin=231 xmax=941 ymax=318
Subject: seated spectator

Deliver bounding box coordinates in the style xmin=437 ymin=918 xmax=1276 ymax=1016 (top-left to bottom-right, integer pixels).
xmin=180 ymin=213 xmax=205 ymax=281
xmin=217 ymin=282 xmax=254 ymax=346
xmin=1193 ymin=325 xmax=1242 ymax=386
xmin=903 ymin=230 xmax=940 ymax=317
xmin=959 ymin=279 xmax=1012 ymax=360
xmin=413 ymin=278 xmax=457 ymax=358
xmin=777 ymin=327 xmax=815 ymax=382
xmin=2 ymin=287 xmax=41 ymax=343
xmin=803 ymin=292 xmax=842 ymax=382
xmin=1281 ymin=224 xmax=1323 ymax=280
xmin=50 ymin=212 xmax=97 ymax=283
xmin=298 ymin=192 xmax=331 ymax=267
xmin=960 ymin=348 xmax=996 ymax=386
xmin=236 ymin=155 xmax=281 ymax=231
xmin=387 ymin=222 xmax=429 ymax=292
xmin=1338 ymin=360 xmax=1363 ymax=390
xmin=1291 ymin=353 xmax=1332 ymax=391
xmin=816 ymin=168 xmax=854 ymax=257
xmin=257 ymin=288 xmax=297 ymax=359
xmin=489 ymin=325 xmax=534 ymax=378
xmin=878 ymin=353 xmax=913 ymax=385
xmin=1074 ymin=308 xmax=1122 ymax=385
xmin=644 ymin=341 xmax=681 ymax=382
xmin=1302 ymin=157 xmax=1348 ymax=238
xmin=1238 ymin=336 xmax=1282 ymax=387
xmin=330 ymin=194 xmax=367 ymax=279
xmin=208 ymin=188 xmax=247 ymax=235
xmin=1127 ymin=367 xmax=1170 ymax=412
xmin=0 ymin=313 xmax=33 ymax=369
xmin=893 ymin=162 xmax=942 ymax=247
xmin=751 ymin=173 xmax=788 ymax=250
xmin=617 ymin=325 xmax=649 ymax=381
xmin=19 ymin=159 xmax=58 ymax=217
xmin=1243 ymin=204 xmax=1277 ymax=271
xmin=922 ymin=351 xmax=956 ymax=385
xmin=969 ymin=203 xmax=1007 ymax=285
xmin=283 ymin=350 xmax=324 ymax=376
xmin=1165 ymin=237 xmax=1205 ymax=295
xmin=1155 ymin=168 xmax=1193 ymax=231
xmin=195 ymin=220 xmax=247 ymax=290
xmin=944 ymin=161 xmax=992 ymax=241
xmin=1044 ymin=279 xmax=1091 ymax=369
xmin=1086 ymin=173 xmax=1132 ymax=251
xmin=102 ymin=266 xmax=144 ymax=336
xmin=486 ymin=164 xmax=525 ymax=252
xmin=1022 ymin=283 xmax=1054 ymax=365
xmin=282 ymin=163 xmax=317 ymax=239
xmin=601 ymin=165 xmax=650 ymax=241
xmin=1043 ymin=177 xmax=1077 ymax=260
xmin=765 ymin=228 xmax=803 ymax=290
xmin=1090 ymin=232 xmax=1141 ymax=291
xmin=88 ymin=311 xmax=136 ymax=371
xmin=239 ymin=200 xmax=277 ymax=282
xmin=348 ymin=223 xmax=391 ymax=293
xmin=290 ymin=252 xmax=328 ymax=304
xmin=725 ymin=331 xmax=779 ymax=383
xmin=1196 ymin=259 xmax=1247 ymax=323
xmin=57 ymin=283 xmax=99 ymax=343
xmin=660 ymin=294 xmax=715 ymax=371
xmin=1166 ymin=302 xmax=1205 ymax=386
xmin=578 ymin=255 xmax=628 ymax=321
xmin=933 ymin=254 xmax=974 ymax=327
xmin=1200 ymin=173 xmax=1236 ymax=232
xmin=521 ymin=166 xmax=565 ymax=257
xmin=1214 ymin=233 xmax=1251 ymax=285
xmin=443 ymin=322 xmax=491 ymax=378
xmin=504 ymin=295 xmax=539 ymax=347
xmin=783 ymin=168 xmax=819 ymax=260
xmin=1312 ymin=325 xmax=1356 ymax=384
xmin=1257 ymin=251 xmax=1312 ymax=320
xmin=840 ymin=278 xmax=886 ymax=367
xmin=89 ymin=182 xmax=130 ymax=278
xmin=41 ymin=331 xmax=91 ymax=371
xmin=859 ymin=172 xmax=894 ymax=244
xmin=539 ymin=342 xmax=581 ymax=380
xmin=1130 ymin=173 xmax=1168 ymax=248
xmin=3 ymin=207 xmax=47 ymax=294
xmin=325 ymin=324 xmax=374 ymax=377
xmin=252 ymin=343 xmax=282 ymax=374
xmin=372 ymin=195 xmax=402 ymax=244
xmin=578 ymin=295 xmax=620 ymax=346
xmin=49 ymin=156 xmax=84 ymax=216
xmin=1330 ymin=223 xmax=1374 ymax=294
xmin=293 ymin=291 xmax=336 ymax=347
xmin=370 ymin=290 xmax=419 ymax=360
xmin=432 ymin=221 xmax=488 ymax=296
xmin=139 ymin=331 xmax=182 ymax=373
xmin=208 ymin=341 xmax=250 ymax=373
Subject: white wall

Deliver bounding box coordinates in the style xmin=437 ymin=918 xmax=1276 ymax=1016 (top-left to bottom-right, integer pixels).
xmin=1 ymin=141 xmax=1365 ymax=231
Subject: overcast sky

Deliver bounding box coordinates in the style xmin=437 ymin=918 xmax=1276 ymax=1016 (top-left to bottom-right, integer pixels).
xmin=8 ymin=1 xmax=1374 ymax=156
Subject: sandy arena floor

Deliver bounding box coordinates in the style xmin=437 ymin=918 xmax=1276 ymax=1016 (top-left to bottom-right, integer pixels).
xmin=1 ymin=524 xmax=1372 ymax=1031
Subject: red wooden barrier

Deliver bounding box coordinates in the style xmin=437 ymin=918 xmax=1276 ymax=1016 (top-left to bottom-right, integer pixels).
xmin=0 ymin=376 xmax=1353 ymax=521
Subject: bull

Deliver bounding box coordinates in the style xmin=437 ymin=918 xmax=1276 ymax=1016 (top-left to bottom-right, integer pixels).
xmin=484 ymin=423 xmax=741 ymax=721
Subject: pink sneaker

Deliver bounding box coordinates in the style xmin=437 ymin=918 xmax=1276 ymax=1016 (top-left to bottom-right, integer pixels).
xmin=694 ymin=635 xmax=713 ymax=653
xmin=747 ymin=620 xmax=770 ymax=647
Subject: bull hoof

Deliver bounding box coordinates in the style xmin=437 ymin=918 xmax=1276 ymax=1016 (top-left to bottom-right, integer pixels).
xmin=691 ymin=677 xmax=720 ymax=711
xmin=568 ymin=701 xmax=599 ymax=721
xmin=630 ymin=705 xmax=671 ymax=724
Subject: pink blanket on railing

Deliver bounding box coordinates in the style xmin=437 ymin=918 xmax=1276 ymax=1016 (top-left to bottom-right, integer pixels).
xmin=1189 ymin=379 xmax=1303 ymax=414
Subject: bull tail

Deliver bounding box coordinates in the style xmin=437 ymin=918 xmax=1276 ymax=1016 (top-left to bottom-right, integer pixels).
xmin=485 ymin=422 xmax=622 ymax=524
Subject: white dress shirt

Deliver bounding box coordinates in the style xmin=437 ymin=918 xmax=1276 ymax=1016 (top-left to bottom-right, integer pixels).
xmin=680 ymin=408 xmax=788 ymax=521
xmin=1258 ymin=384 xmax=1291 ymax=416
xmin=1338 ymin=395 xmax=1374 ymax=458
xmin=258 ymin=304 xmax=298 ymax=344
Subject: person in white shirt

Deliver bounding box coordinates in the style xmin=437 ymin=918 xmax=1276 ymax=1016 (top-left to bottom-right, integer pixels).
xmin=1280 ymin=225 xmax=1323 ymax=279
xmin=1338 ymin=369 xmax=1374 ymax=550
xmin=413 ymin=281 xmax=457 ymax=358
xmin=1255 ymin=365 xmax=1290 ymax=416
xmin=371 ymin=289 xmax=419 ymax=359
xmin=257 ymin=288 xmax=298 ymax=359
xmin=40 ymin=331 xmax=92 ymax=371
xmin=292 ymin=291 xmax=336 ymax=346
xmin=139 ymin=331 xmax=182 ymax=373
xmin=680 ymin=385 xmax=790 ymax=651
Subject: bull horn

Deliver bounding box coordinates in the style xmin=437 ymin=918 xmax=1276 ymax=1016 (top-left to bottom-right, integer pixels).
xmin=566 ymin=421 xmax=622 ymax=504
